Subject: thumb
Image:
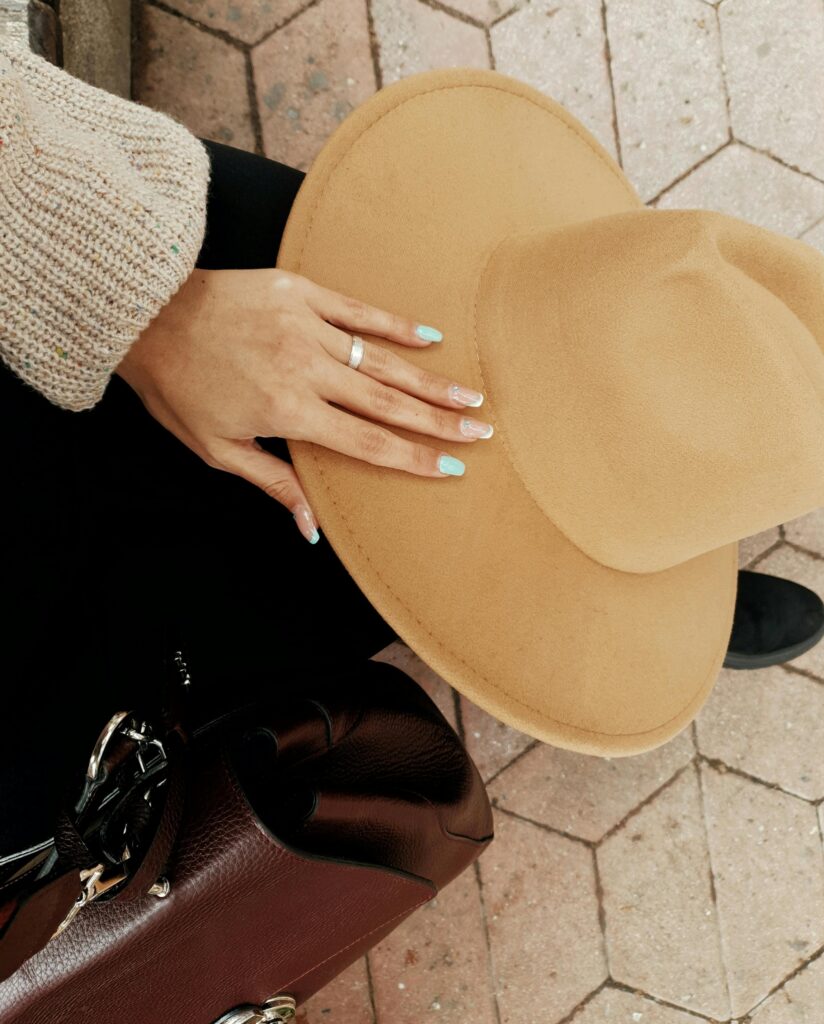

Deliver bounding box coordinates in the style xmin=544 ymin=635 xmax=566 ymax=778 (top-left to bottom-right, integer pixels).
xmin=219 ymin=440 xmax=320 ymax=544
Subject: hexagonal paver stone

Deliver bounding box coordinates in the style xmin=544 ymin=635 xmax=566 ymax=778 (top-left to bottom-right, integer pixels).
xmin=784 ymin=509 xmax=824 ymax=557
xmin=299 ymin=957 xmax=373 ymax=1023
xmin=570 ymin=986 xmax=708 ymax=1023
xmin=720 ymin=0 xmax=824 ymax=183
xmin=133 ymin=4 xmax=255 ymax=150
xmin=750 ymin=954 xmax=824 ymax=1023
xmin=755 ymin=545 xmax=824 ymax=680
xmin=605 ymin=0 xmax=728 ymax=201
xmin=695 ymin=666 xmax=824 ymax=800
xmin=701 ymin=765 xmax=824 ymax=1018
xmin=460 ymin=697 xmax=534 ymax=783
xmin=738 ymin=528 xmax=781 ymax=568
xmin=800 ymin=218 xmax=824 ymax=254
xmin=159 ymin=0 xmax=309 ymax=45
xmin=371 ymin=642 xmax=458 ymax=729
xmin=369 ymin=869 xmax=497 ymax=1024
xmin=479 ymin=810 xmax=606 ymax=1023
xmin=597 ymin=768 xmax=729 ymax=1020
xmin=372 ymin=0 xmax=489 ymax=86
xmin=488 ymin=729 xmax=693 ymax=843
xmin=654 ymin=144 xmax=824 ymax=235
xmin=252 ymin=0 xmax=376 ymax=170
xmin=491 ymin=0 xmax=618 ymax=161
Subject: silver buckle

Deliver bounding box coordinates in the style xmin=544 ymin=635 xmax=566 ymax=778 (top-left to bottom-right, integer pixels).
xmin=86 ymin=710 xmax=167 ymax=781
xmin=213 ymin=995 xmax=297 ymax=1023
xmin=86 ymin=711 xmax=132 ymax=780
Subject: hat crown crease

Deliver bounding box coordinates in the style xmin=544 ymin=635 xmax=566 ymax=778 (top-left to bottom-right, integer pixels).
xmin=475 ymin=207 xmax=824 ymax=574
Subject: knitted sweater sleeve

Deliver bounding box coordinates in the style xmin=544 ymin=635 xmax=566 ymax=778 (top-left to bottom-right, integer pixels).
xmin=0 ymin=41 xmax=211 ymax=411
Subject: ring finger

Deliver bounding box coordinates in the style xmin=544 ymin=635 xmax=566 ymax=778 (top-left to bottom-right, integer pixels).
xmin=308 ymin=401 xmax=467 ymax=478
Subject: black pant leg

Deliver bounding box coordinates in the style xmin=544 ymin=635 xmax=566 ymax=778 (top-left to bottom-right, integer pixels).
xmin=1 ymin=140 xmax=396 ymax=855
xmin=196 ymin=138 xmax=305 ymax=270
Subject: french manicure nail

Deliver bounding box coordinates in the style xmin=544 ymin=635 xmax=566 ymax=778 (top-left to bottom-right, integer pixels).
xmin=293 ymin=505 xmax=320 ymax=544
xmin=450 ymin=384 xmax=484 ymax=407
xmin=460 ymin=417 xmax=494 ymax=439
xmin=438 ymin=454 xmax=465 ymax=476
xmin=415 ymin=324 xmax=443 ymax=343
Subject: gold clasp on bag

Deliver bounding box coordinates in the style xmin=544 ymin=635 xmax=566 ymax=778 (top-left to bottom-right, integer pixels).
xmin=51 ymin=861 xmax=129 ymax=939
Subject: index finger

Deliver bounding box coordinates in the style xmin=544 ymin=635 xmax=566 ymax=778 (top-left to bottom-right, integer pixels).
xmin=305 ymin=281 xmax=444 ymax=349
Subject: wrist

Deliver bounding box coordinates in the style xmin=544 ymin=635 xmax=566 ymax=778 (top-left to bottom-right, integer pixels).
xmin=115 ymin=269 xmax=202 ymax=389
xmin=114 ymin=318 xmax=161 ymax=395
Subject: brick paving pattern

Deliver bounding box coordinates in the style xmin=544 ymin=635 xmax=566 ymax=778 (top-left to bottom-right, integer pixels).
xmin=133 ymin=2 xmax=824 ymax=1020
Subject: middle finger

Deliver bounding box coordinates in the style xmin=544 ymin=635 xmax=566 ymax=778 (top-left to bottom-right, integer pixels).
xmin=321 ymin=354 xmax=494 ymax=444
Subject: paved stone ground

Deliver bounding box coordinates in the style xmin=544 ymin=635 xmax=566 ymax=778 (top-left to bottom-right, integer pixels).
xmin=133 ymin=2 xmax=824 ymax=1021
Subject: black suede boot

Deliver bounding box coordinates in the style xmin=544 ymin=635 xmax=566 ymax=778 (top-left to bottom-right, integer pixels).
xmin=724 ymin=570 xmax=824 ymax=669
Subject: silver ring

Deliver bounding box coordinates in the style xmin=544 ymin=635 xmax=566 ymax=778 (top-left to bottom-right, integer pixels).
xmin=347 ymin=334 xmax=365 ymax=371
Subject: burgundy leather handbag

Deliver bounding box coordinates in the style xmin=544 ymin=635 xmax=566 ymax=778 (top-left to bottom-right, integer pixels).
xmin=0 ymin=658 xmax=493 ymax=1023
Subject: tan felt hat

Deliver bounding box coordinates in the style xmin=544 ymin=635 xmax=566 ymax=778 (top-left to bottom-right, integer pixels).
xmin=276 ymin=68 xmax=824 ymax=756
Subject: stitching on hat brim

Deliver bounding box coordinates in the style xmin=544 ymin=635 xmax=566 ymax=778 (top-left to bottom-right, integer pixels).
xmin=292 ymin=77 xmax=735 ymax=744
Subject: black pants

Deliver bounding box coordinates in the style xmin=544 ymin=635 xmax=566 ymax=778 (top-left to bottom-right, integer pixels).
xmin=1 ymin=140 xmax=396 ymax=855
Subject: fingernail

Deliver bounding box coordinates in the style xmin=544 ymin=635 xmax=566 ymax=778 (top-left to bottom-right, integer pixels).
xmin=415 ymin=324 xmax=443 ymax=343
xmin=438 ymin=454 xmax=465 ymax=476
xmin=293 ymin=504 xmax=320 ymax=544
xmin=460 ymin=417 xmax=494 ymax=439
xmin=450 ymin=384 xmax=484 ymax=407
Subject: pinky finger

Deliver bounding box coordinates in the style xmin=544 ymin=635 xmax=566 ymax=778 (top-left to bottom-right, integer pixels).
xmin=292 ymin=503 xmax=320 ymax=544
xmin=210 ymin=438 xmax=321 ymax=544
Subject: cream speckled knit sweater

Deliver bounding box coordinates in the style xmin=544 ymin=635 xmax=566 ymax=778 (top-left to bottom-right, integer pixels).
xmin=0 ymin=41 xmax=211 ymax=410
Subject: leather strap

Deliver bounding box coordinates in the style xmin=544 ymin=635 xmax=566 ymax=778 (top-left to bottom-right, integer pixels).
xmin=118 ymin=727 xmax=187 ymax=902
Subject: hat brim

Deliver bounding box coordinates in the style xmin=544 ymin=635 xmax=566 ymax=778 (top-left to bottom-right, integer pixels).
xmin=277 ymin=68 xmax=737 ymax=756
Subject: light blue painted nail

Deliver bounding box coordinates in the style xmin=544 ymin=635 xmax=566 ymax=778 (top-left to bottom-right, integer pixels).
xmin=438 ymin=455 xmax=465 ymax=477
xmin=415 ymin=324 xmax=443 ymax=343
xmin=309 ymin=528 xmax=320 ymax=544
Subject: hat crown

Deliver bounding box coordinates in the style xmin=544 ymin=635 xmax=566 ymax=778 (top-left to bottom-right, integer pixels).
xmin=476 ymin=208 xmax=824 ymax=572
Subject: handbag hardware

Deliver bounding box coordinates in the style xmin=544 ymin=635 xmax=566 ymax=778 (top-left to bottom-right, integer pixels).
xmin=0 ymin=657 xmax=187 ymax=895
xmin=86 ymin=711 xmax=167 ymax=781
xmin=147 ymin=876 xmax=171 ymax=898
xmin=51 ymin=861 xmax=128 ymax=939
xmin=51 ymin=709 xmax=171 ymax=939
xmin=213 ymin=995 xmax=297 ymax=1024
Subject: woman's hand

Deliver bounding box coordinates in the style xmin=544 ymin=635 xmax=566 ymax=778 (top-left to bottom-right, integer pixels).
xmin=115 ymin=268 xmax=493 ymax=543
